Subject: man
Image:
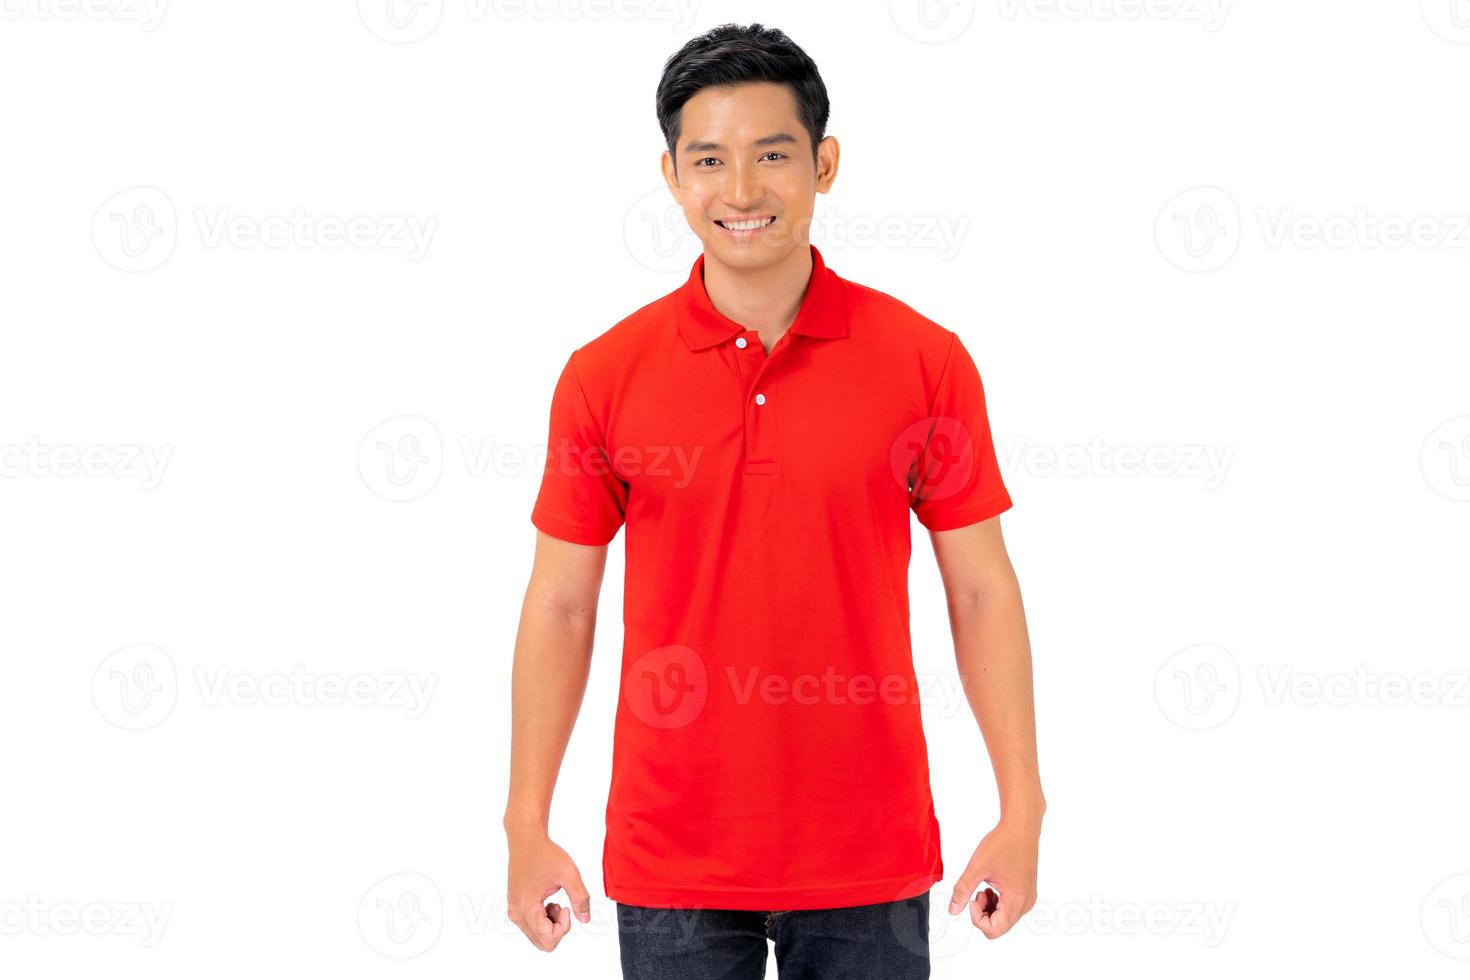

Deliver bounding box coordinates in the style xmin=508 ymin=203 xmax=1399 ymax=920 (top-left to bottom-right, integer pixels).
xmin=505 ymin=22 xmax=1044 ymax=979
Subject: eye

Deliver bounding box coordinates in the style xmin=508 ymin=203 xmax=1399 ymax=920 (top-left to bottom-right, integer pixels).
xmin=694 ymin=157 xmax=720 ymax=167
xmin=761 ymin=152 xmax=787 ymax=161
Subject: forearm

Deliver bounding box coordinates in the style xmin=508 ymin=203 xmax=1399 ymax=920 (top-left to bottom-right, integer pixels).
xmin=949 ymin=582 xmax=1045 ymax=821
xmin=502 ymin=590 xmax=598 ymax=834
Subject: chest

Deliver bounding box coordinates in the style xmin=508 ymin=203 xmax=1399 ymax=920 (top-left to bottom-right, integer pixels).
xmin=603 ymin=337 xmax=924 ymax=511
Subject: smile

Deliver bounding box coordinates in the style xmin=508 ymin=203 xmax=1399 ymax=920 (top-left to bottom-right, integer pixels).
xmin=714 ymin=216 xmax=777 ymax=239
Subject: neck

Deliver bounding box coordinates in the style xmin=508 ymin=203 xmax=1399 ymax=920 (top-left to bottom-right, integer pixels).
xmin=701 ymin=245 xmax=814 ymax=351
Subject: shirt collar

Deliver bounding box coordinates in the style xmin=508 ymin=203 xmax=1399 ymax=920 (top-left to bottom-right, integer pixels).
xmin=674 ymin=244 xmax=850 ymax=351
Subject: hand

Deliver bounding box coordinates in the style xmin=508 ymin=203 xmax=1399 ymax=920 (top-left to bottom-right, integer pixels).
xmin=505 ymin=828 xmax=592 ymax=951
xmin=946 ymin=814 xmax=1041 ymax=939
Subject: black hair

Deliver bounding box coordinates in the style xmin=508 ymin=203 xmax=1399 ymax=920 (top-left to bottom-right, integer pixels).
xmin=656 ymin=23 xmax=830 ymax=173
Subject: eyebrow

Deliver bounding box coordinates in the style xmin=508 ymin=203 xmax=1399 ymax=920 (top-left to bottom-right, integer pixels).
xmin=681 ymin=132 xmax=800 ymax=155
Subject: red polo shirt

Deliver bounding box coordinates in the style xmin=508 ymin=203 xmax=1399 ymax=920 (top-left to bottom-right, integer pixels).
xmin=531 ymin=244 xmax=1012 ymax=910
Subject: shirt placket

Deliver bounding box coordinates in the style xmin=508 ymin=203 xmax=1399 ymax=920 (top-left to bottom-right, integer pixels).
xmin=729 ymin=329 xmax=793 ymax=477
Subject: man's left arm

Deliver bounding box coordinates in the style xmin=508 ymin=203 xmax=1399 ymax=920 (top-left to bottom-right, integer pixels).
xmin=929 ymin=515 xmax=1045 ymax=939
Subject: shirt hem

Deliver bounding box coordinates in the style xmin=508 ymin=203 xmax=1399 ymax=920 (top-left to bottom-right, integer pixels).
xmin=604 ymin=869 xmax=942 ymax=911
xmin=916 ymin=491 xmax=1013 ymax=532
xmin=530 ymin=511 xmax=620 ymax=546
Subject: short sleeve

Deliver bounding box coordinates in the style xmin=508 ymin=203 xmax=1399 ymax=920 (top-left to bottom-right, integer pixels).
xmin=909 ymin=333 xmax=1013 ymax=531
xmin=530 ymin=352 xmax=628 ymax=546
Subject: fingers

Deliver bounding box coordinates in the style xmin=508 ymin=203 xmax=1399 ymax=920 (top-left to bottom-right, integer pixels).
xmin=506 ymin=847 xmax=594 ymax=952
xmin=948 ymin=883 xmax=972 ymax=914
xmin=948 ymin=863 xmax=984 ymax=914
xmin=546 ymin=902 xmax=572 ymax=944
xmin=509 ymin=896 xmax=573 ymax=952
xmin=562 ymin=865 xmax=593 ymax=924
xmin=980 ymin=886 xmax=999 ymax=916
xmin=509 ymin=862 xmax=591 ymax=950
xmin=971 ymin=885 xmax=1029 ymax=939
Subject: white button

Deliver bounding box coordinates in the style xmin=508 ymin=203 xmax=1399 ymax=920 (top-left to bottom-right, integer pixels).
xmin=735 ymin=337 xmax=748 ymax=349
xmin=754 ymin=393 xmax=766 ymax=406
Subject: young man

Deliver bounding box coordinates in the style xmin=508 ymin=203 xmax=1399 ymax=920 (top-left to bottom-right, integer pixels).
xmin=505 ymin=23 xmax=1044 ymax=978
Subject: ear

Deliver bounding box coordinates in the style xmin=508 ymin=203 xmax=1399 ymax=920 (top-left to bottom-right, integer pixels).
xmin=660 ymin=149 xmax=681 ymax=195
xmin=815 ymin=135 xmax=840 ymax=193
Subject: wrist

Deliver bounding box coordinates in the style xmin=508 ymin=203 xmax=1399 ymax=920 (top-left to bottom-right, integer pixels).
xmin=999 ymin=793 xmax=1046 ymax=826
xmin=502 ymin=807 xmax=550 ymax=837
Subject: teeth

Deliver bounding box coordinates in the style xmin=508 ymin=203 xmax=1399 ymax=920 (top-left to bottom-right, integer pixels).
xmin=722 ymin=217 xmax=774 ymax=231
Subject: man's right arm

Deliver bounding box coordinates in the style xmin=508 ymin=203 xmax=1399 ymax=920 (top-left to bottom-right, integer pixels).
xmin=503 ymin=529 xmax=608 ymax=951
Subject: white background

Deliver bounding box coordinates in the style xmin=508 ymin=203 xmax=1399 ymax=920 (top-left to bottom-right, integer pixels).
xmin=2 ymin=1 xmax=1468 ymax=977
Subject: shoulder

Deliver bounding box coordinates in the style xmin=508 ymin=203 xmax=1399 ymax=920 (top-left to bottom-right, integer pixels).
xmin=552 ymin=288 xmax=679 ymax=400
xmin=574 ymin=289 xmax=670 ymax=359
xmin=839 ymin=272 xmax=962 ymax=367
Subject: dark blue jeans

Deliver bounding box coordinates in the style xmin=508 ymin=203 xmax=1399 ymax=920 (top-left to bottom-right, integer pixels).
xmin=616 ymin=892 xmax=930 ymax=979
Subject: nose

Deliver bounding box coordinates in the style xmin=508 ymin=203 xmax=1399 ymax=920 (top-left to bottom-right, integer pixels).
xmin=723 ymin=157 xmax=761 ymax=209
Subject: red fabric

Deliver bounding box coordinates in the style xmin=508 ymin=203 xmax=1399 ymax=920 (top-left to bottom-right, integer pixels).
xmin=531 ymin=245 xmax=1012 ymax=910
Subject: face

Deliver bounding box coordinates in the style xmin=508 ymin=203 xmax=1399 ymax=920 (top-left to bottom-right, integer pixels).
xmin=661 ymin=81 xmax=839 ymax=271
